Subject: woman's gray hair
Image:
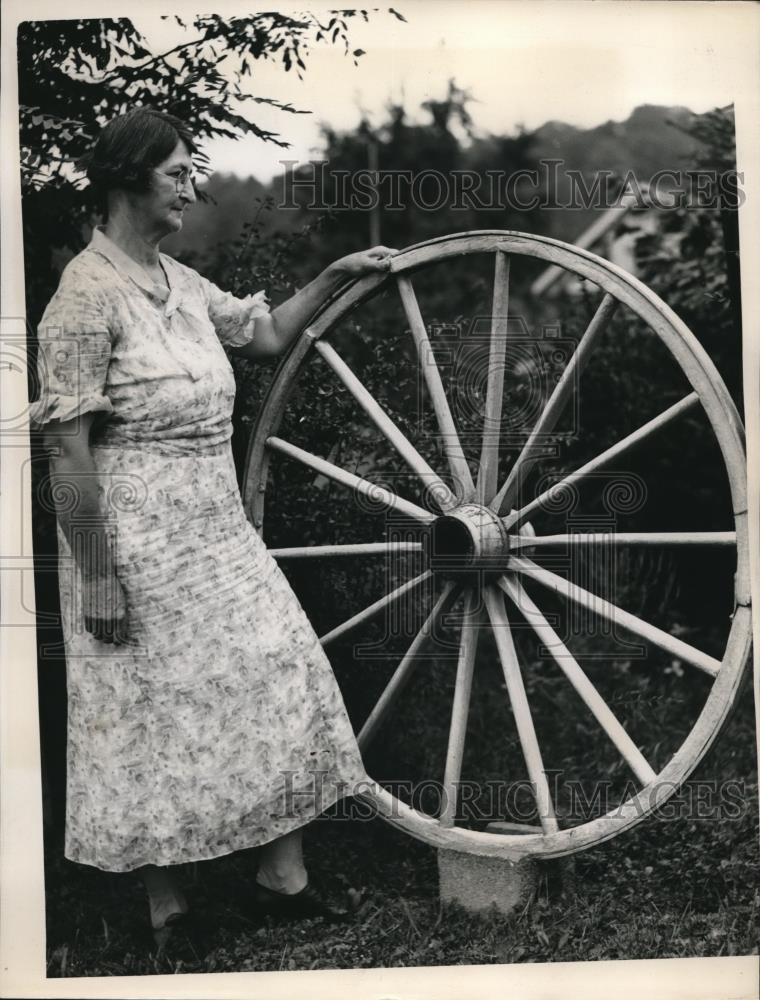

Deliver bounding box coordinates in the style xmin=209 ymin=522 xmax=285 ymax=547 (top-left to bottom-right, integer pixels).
xmin=82 ymin=108 xmax=196 ymax=200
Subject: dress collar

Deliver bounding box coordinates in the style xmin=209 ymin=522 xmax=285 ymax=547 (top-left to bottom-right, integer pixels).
xmin=88 ymin=225 xmax=180 ymax=311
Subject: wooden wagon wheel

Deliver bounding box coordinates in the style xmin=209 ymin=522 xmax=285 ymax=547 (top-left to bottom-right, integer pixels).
xmin=241 ymin=231 xmax=751 ymax=861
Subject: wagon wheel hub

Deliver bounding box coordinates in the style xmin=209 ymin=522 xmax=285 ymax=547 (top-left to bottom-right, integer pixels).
xmin=428 ymin=503 xmax=520 ymax=578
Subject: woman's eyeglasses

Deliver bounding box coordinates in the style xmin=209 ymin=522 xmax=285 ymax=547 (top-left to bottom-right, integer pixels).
xmin=154 ymin=167 xmax=196 ymax=193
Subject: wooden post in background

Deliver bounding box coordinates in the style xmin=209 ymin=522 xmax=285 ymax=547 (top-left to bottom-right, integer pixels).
xmin=367 ymin=137 xmax=381 ymax=246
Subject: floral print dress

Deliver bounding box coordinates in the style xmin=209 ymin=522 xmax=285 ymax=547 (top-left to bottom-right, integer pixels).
xmin=32 ymin=227 xmax=368 ymax=873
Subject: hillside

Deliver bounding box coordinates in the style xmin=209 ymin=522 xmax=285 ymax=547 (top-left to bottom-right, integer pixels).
xmin=170 ymin=104 xmax=712 ymax=265
xmin=529 ymin=104 xmax=699 ymax=176
xmin=523 ymin=104 xmax=704 ymax=241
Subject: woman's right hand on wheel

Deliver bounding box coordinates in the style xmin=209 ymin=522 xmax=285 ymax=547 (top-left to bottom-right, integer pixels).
xmin=83 ymin=572 xmax=129 ymax=644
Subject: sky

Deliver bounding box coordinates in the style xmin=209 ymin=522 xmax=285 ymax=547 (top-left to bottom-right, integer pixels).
xmin=135 ymin=1 xmax=744 ymax=183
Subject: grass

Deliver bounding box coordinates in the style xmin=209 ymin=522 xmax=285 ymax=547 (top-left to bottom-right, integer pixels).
xmin=43 ymin=672 xmax=758 ymax=978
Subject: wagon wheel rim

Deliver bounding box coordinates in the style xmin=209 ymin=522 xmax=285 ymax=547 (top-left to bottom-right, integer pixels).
xmin=242 ymin=230 xmax=751 ymax=861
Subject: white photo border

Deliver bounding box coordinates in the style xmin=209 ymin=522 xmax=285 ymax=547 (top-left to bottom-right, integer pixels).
xmin=2 ymin=1 xmax=758 ymax=997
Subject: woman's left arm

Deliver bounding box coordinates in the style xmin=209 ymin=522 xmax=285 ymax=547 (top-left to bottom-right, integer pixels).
xmin=230 ymin=246 xmax=396 ymax=361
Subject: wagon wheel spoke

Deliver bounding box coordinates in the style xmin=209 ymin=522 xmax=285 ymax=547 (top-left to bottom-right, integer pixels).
xmin=483 ymin=585 xmax=560 ymax=834
xmin=440 ymin=587 xmax=483 ymax=826
xmin=358 ymin=581 xmax=461 ymax=751
xmin=266 ymin=436 xmax=435 ymax=524
xmin=319 ymin=569 xmax=433 ymax=647
xmin=270 ymin=541 xmax=425 ymax=560
xmin=476 ymin=251 xmax=511 ymax=502
xmin=505 ymin=392 xmax=700 ymax=528
xmin=492 ymin=293 xmax=618 ymax=515
xmin=499 ymin=574 xmax=657 ymax=786
xmin=508 ymin=531 xmax=737 ymax=549
xmin=509 ymin=555 xmax=721 ymax=676
xmin=313 ymin=339 xmax=458 ymax=512
xmin=396 ymin=275 xmax=476 ymax=501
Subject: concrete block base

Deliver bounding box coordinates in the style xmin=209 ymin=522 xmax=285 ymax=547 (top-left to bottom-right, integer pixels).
xmin=438 ymin=849 xmax=537 ymax=916
xmin=437 ymin=823 xmax=541 ymax=916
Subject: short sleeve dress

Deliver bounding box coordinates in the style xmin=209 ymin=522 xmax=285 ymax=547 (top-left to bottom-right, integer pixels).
xmin=31 ymin=226 xmax=368 ymax=873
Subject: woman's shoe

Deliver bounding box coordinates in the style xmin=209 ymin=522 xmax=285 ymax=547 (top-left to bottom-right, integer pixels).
xmin=252 ymin=881 xmax=351 ymax=923
xmin=142 ymin=868 xmax=189 ymax=951
xmin=151 ymin=909 xmax=190 ymax=952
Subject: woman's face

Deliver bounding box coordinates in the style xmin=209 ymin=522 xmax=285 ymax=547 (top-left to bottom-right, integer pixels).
xmin=136 ymin=139 xmax=196 ymax=237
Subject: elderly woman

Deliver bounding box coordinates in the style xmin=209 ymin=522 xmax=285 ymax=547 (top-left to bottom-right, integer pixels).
xmin=32 ymin=108 xmax=395 ymax=942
